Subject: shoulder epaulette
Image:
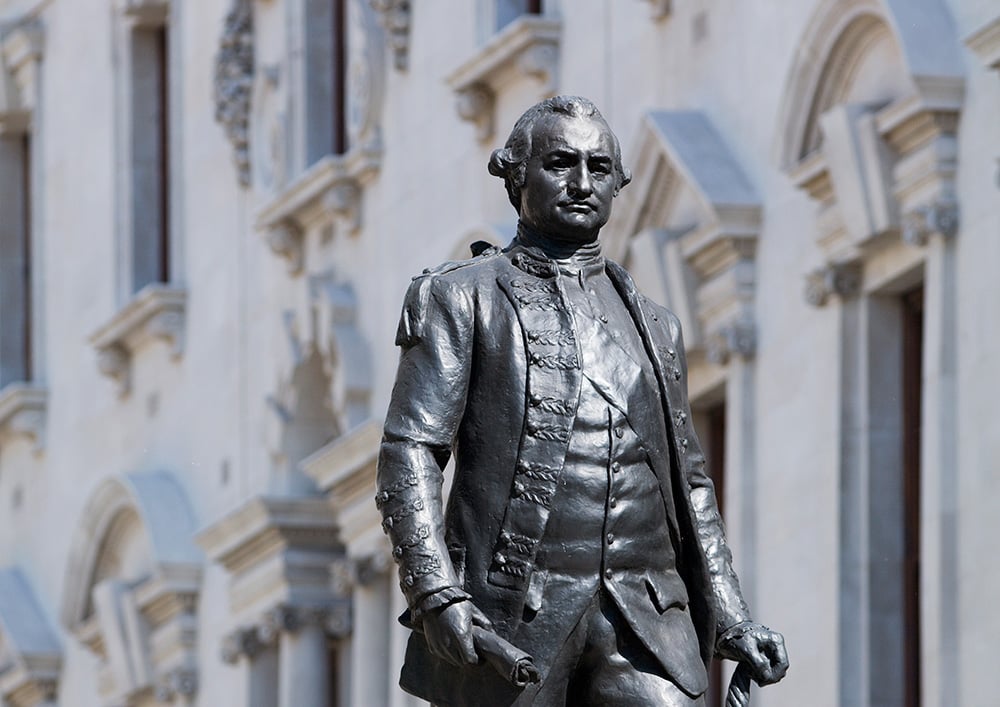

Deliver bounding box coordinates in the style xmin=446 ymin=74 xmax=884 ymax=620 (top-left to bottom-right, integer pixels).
xmin=413 ymin=241 xmax=503 ymax=280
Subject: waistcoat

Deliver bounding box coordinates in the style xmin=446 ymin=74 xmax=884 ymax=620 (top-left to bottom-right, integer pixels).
xmin=539 ymin=261 xmax=679 ymax=585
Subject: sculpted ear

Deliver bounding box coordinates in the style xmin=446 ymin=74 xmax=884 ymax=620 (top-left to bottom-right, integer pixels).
xmin=615 ymin=166 xmax=632 ymax=196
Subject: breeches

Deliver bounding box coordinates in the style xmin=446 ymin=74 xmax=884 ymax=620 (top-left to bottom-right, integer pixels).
xmin=514 ymin=588 xmax=705 ymax=706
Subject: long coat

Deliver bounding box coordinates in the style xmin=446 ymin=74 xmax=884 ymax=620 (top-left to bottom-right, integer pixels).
xmin=376 ymin=244 xmax=750 ymax=706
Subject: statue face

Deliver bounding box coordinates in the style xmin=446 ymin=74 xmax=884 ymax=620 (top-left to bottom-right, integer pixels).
xmin=519 ymin=113 xmax=617 ymax=242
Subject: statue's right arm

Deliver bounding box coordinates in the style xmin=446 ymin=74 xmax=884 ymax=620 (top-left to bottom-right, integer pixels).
xmin=376 ymin=273 xmax=475 ymax=619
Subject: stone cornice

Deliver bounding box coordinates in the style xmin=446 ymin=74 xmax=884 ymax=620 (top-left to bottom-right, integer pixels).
xmin=0 ymin=383 xmax=47 ymax=453
xmin=196 ymin=495 xmax=343 ymax=616
xmin=197 ymin=496 xmax=338 ymax=575
xmin=89 ymin=284 xmax=187 ymax=396
xmin=788 ymin=91 xmax=961 ymax=300
xmin=446 ymin=15 xmax=561 ymax=141
xmin=302 ymin=418 xmax=381 ymax=496
xmin=302 ymin=419 xmax=382 ymax=548
xmin=966 ymin=16 xmax=1000 ymax=70
xmin=256 ymin=149 xmax=381 ymax=274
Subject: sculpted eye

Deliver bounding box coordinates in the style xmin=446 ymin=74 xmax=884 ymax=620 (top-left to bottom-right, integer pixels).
xmin=590 ymin=160 xmax=612 ymax=176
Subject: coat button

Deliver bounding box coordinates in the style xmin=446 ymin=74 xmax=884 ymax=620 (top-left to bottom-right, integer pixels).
xmin=604 ymin=568 xmax=613 ymax=580
xmin=606 ymin=533 xmax=615 ymax=545
xmin=599 ymin=314 xmax=608 ymax=323
xmin=609 ymin=497 xmax=618 ymax=508
xmin=611 ymin=462 xmax=621 ymax=473
xmin=615 ymin=427 xmax=624 ymax=439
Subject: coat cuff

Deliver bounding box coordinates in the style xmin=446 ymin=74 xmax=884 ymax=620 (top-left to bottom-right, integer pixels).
xmin=411 ymin=586 xmax=472 ymax=623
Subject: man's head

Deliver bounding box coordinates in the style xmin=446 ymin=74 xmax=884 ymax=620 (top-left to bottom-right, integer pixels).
xmin=489 ymin=96 xmax=631 ymax=242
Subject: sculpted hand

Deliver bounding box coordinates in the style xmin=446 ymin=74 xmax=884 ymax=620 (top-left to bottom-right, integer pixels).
xmin=422 ymin=600 xmax=486 ymax=667
xmin=717 ymin=622 xmax=789 ymax=686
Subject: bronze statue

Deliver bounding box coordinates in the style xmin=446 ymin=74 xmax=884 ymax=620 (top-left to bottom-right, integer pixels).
xmin=376 ymin=96 xmax=788 ymax=706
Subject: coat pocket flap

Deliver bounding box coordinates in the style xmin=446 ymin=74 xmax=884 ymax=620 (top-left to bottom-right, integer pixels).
xmin=645 ymin=571 xmax=689 ymax=613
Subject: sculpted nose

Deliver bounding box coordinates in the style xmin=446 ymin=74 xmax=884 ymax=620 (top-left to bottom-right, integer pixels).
xmin=568 ymin=165 xmax=593 ymax=197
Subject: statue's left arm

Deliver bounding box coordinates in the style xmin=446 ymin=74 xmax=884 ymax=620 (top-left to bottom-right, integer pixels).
xmin=669 ymin=313 xmax=789 ymax=686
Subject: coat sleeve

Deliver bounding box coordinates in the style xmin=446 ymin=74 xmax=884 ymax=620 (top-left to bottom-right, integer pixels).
xmin=667 ymin=312 xmax=752 ymax=642
xmin=376 ymin=273 xmax=474 ymax=612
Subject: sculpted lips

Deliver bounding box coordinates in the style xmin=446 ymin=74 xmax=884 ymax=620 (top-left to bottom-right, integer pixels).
xmin=561 ymin=201 xmax=596 ymax=213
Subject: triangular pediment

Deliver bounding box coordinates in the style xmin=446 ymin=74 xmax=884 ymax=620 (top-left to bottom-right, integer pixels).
xmin=0 ymin=568 xmax=61 ymax=700
xmin=605 ymin=111 xmax=760 ymax=359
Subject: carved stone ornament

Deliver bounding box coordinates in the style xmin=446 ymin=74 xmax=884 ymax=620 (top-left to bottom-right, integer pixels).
xmin=370 ymin=0 xmax=411 ymax=70
xmin=220 ymin=625 xmax=267 ymax=664
xmin=266 ymin=220 xmax=304 ymax=274
xmin=446 ymin=16 xmax=561 ymax=141
xmin=705 ymin=319 xmax=757 ymax=366
xmin=221 ymin=601 xmax=351 ymax=664
xmin=347 ymin=0 xmax=387 ymax=156
xmin=214 ymin=0 xmax=254 ymax=187
xmin=901 ymin=200 xmax=959 ymax=247
xmin=0 ymin=20 xmax=43 ymax=134
xmin=644 ymin=0 xmax=672 ymax=21
xmin=0 ymin=384 xmax=47 ymax=453
xmin=154 ymin=666 xmax=198 ymax=702
xmin=89 ymin=285 xmax=187 ymax=396
xmin=805 ymin=261 xmax=862 ymax=307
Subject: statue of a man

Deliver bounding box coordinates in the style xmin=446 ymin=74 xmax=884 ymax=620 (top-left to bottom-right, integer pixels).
xmin=376 ymin=96 xmax=788 ymax=706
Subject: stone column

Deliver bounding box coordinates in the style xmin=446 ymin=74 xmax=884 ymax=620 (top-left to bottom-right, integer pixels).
xmin=349 ymin=552 xmax=392 ymax=707
xmin=920 ymin=232 xmax=959 ymax=707
xmin=723 ymin=355 xmax=757 ymax=610
xmin=221 ymin=624 xmax=279 ymax=707
xmin=277 ymin=609 xmax=331 ymax=707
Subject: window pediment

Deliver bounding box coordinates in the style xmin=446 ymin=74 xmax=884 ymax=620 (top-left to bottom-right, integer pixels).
xmin=0 ymin=568 xmax=61 ymax=707
xmin=256 ymin=150 xmax=380 ymax=273
xmin=89 ymin=284 xmax=187 ymax=396
xmin=605 ymin=111 xmax=760 ymax=363
xmin=447 ymin=15 xmax=561 ymax=141
xmin=61 ymin=471 xmax=202 ymax=704
xmin=778 ymin=0 xmax=965 ymax=305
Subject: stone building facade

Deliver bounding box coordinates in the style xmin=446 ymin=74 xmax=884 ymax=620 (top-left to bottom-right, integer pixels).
xmin=0 ymin=0 xmax=998 ymax=705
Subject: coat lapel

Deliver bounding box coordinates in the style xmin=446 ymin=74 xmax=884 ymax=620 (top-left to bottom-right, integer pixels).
xmin=605 ymin=260 xmax=683 ymax=539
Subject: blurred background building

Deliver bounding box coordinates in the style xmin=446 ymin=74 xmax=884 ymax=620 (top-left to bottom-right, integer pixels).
xmin=0 ymin=0 xmax=998 ymax=705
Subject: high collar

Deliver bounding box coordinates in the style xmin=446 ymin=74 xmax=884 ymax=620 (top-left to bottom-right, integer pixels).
xmin=513 ymin=222 xmax=604 ymax=278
